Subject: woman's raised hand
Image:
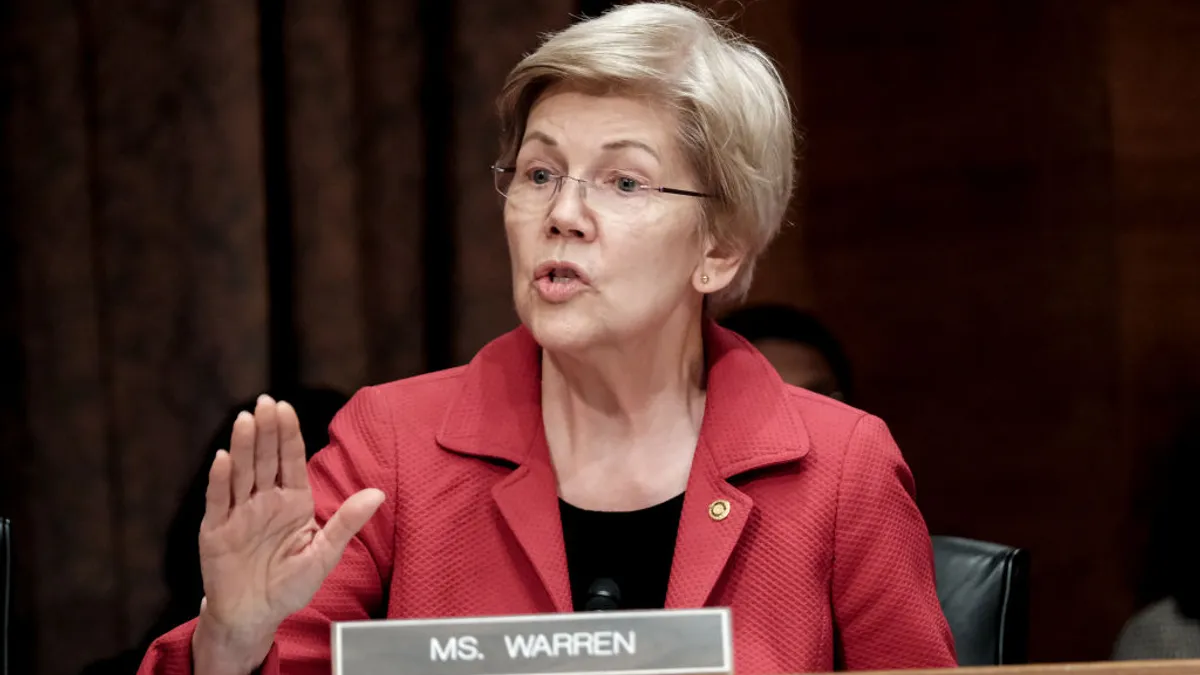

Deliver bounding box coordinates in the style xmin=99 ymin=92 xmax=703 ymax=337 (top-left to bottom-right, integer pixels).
xmin=191 ymin=395 xmax=385 ymax=675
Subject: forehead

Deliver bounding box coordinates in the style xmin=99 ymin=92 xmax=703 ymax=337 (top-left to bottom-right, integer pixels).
xmin=522 ymin=87 xmax=681 ymax=159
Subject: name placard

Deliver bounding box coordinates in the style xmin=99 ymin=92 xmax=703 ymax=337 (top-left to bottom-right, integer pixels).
xmin=332 ymin=608 xmax=732 ymax=675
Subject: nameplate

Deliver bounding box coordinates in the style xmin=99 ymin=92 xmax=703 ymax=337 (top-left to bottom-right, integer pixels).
xmin=332 ymin=608 xmax=732 ymax=675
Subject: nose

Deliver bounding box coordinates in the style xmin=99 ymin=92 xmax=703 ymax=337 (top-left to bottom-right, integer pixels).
xmin=543 ymin=178 xmax=596 ymax=242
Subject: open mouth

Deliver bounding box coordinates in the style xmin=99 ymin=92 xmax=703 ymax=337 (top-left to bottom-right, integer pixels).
xmin=534 ymin=261 xmax=588 ymax=285
xmin=547 ymin=267 xmax=579 ymax=283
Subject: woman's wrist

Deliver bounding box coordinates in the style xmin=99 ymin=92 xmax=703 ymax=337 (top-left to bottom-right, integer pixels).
xmin=191 ymin=606 xmax=277 ymax=675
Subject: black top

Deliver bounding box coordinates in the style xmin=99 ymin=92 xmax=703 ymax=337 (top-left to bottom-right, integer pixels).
xmin=559 ymin=494 xmax=685 ymax=612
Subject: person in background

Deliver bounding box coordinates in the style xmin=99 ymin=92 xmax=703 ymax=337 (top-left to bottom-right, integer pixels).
xmin=81 ymin=387 xmax=349 ymax=675
xmin=138 ymin=4 xmax=955 ymax=674
xmin=1112 ymin=407 xmax=1200 ymax=660
xmin=719 ymin=303 xmax=854 ymax=403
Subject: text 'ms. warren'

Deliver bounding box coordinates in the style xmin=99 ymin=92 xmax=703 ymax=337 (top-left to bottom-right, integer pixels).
xmin=430 ymin=630 xmax=636 ymax=662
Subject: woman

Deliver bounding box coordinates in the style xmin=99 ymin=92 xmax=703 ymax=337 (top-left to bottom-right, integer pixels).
xmin=139 ymin=3 xmax=955 ymax=674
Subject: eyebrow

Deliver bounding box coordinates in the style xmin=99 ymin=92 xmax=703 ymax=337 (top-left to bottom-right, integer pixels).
xmin=522 ymin=130 xmax=558 ymax=148
xmin=601 ymin=139 xmax=660 ymax=162
xmin=520 ymin=131 xmax=661 ymax=162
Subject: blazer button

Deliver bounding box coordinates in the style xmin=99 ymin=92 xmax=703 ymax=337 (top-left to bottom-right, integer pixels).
xmin=708 ymin=499 xmax=731 ymax=521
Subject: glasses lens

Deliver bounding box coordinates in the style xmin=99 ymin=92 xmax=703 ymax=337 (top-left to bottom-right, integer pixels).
xmin=492 ymin=167 xmax=652 ymax=217
xmin=586 ymin=182 xmax=646 ymax=217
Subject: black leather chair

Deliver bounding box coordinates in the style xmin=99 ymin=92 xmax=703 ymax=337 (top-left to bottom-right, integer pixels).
xmin=1 ymin=516 xmax=9 ymax=675
xmin=931 ymin=535 xmax=1030 ymax=666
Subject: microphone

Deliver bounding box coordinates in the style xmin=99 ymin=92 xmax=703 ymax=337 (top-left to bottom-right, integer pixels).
xmin=585 ymin=578 xmax=621 ymax=611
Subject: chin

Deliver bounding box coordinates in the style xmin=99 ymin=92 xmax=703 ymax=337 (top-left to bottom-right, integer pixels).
xmin=517 ymin=299 xmax=608 ymax=355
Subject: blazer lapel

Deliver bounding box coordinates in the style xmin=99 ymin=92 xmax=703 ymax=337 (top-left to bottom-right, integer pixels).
xmin=666 ymin=321 xmax=812 ymax=607
xmin=436 ymin=327 xmax=573 ymax=613
xmin=490 ymin=435 xmax=574 ymax=613
xmin=665 ymin=443 xmax=755 ymax=608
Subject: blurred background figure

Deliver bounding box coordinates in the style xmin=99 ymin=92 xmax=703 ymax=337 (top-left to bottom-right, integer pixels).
xmin=1112 ymin=406 xmax=1200 ymax=660
xmin=719 ymin=303 xmax=854 ymax=403
xmin=79 ymin=387 xmax=350 ymax=675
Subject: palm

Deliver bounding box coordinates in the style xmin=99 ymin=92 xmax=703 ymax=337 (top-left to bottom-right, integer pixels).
xmin=197 ymin=396 xmax=384 ymax=634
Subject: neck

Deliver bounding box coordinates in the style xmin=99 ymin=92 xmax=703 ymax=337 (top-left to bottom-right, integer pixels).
xmin=541 ymin=310 xmax=707 ymax=462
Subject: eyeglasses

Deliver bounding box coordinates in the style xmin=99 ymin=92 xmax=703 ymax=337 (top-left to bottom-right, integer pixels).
xmin=491 ymin=165 xmax=712 ymax=217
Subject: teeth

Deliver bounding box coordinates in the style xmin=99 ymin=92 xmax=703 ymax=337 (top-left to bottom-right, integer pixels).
xmin=542 ymin=266 xmax=580 ymax=283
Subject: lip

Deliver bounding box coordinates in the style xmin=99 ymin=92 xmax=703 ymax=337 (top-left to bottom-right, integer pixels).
xmin=532 ymin=260 xmax=591 ymax=304
xmin=532 ymin=260 xmax=591 ymax=285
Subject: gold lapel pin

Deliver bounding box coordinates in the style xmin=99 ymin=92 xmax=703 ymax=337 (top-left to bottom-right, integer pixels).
xmin=708 ymin=499 xmax=731 ymax=521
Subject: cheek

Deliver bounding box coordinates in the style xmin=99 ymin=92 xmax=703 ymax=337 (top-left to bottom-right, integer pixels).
xmin=504 ymin=211 xmax=531 ymax=268
xmin=609 ymin=219 xmax=703 ymax=286
xmin=644 ymin=216 xmax=704 ymax=267
xmin=503 ymin=206 xmax=518 ymax=243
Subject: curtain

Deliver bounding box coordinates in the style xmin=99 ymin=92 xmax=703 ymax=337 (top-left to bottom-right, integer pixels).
xmin=0 ymin=1 xmax=573 ymax=672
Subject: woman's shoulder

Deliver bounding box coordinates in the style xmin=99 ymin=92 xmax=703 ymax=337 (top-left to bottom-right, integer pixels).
xmin=366 ymin=365 xmax=471 ymax=411
xmin=780 ymin=384 xmax=882 ymax=453
xmin=772 ymin=384 xmax=917 ymax=503
xmin=328 ymin=365 xmax=472 ymax=460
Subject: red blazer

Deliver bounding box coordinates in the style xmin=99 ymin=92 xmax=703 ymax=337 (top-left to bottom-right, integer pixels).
xmin=139 ymin=323 xmax=956 ymax=674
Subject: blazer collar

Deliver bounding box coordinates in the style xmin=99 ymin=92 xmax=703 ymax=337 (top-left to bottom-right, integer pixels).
xmin=436 ymin=320 xmax=811 ymax=475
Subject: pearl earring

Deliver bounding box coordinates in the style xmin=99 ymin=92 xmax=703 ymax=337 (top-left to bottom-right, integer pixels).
xmin=700 ymin=274 xmax=710 ymax=284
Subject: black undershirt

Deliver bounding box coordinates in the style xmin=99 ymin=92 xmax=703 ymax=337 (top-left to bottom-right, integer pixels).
xmin=559 ymin=494 xmax=685 ymax=612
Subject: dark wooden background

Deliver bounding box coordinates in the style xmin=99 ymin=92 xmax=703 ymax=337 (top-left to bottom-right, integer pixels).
xmin=2 ymin=1 xmax=1198 ymax=673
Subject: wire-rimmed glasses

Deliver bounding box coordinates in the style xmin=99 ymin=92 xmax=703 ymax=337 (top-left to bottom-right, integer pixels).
xmin=491 ymin=164 xmax=712 ymax=217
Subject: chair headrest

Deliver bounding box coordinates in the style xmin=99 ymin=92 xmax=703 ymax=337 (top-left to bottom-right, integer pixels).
xmin=931 ymin=535 xmax=1030 ymax=666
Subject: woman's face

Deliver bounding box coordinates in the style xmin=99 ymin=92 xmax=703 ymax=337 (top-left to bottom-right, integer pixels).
xmin=505 ymin=87 xmax=723 ymax=354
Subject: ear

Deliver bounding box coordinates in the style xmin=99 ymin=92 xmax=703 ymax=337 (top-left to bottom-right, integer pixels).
xmin=692 ymin=238 xmax=744 ymax=294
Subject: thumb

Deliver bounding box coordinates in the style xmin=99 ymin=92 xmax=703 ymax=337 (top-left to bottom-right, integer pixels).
xmin=318 ymin=488 xmax=387 ymax=559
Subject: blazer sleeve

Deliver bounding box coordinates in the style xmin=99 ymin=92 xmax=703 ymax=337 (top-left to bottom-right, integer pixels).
xmin=136 ymin=386 xmax=398 ymax=675
xmin=830 ymin=413 xmax=957 ymax=671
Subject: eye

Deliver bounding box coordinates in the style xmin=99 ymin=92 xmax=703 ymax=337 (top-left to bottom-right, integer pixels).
xmin=614 ymin=175 xmax=643 ymax=193
xmin=526 ymin=167 xmax=556 ymax=185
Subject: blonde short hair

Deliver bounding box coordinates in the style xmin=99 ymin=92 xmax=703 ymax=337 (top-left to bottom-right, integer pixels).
xmin=496 ymin=1 xmax=797 ymax=306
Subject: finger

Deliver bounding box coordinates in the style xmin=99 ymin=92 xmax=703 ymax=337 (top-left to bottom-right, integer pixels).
xmin=203 ymin=450 xmax=233 ymax=526
xmin=277 ymin=401 xmax=309 ymax=489
xmin=317 ymin=489 xmax=386 ymax=563
xmin=254 ymin=394 xmax=280 ymax=492
xmin=229 ymin=411 xmax=257 ymax=505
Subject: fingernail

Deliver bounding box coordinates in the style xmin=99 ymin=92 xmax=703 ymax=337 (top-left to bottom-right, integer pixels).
xmin=258 ymin=393 xmax=274 ymax=405
xmin=236 ymin=411 xmax=252 ymax=421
